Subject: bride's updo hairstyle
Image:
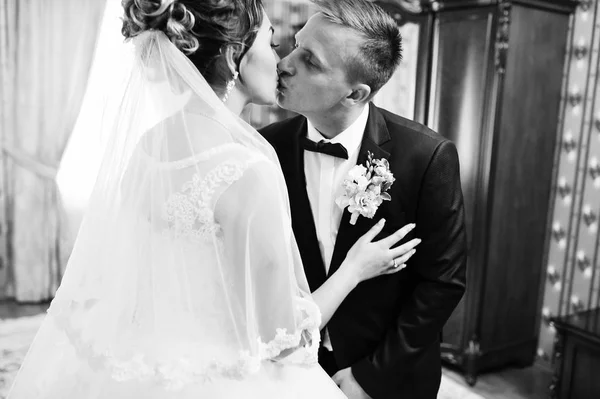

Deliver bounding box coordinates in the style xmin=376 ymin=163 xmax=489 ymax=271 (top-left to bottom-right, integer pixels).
xmin=121 ymin=0 xmax=264 ymax=97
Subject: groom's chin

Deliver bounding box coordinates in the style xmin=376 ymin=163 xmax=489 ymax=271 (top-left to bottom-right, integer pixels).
xmin=276 ymin=93 xmax=299 ymax=113
xmin=275 ymin=93 xmax=290 ymax=110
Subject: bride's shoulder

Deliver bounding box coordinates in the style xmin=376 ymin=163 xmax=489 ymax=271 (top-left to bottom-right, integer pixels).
xmin=180 ymin=114 xmax=272 ymax=166
xmin=203 ymin=142 xmax=269 ymax=170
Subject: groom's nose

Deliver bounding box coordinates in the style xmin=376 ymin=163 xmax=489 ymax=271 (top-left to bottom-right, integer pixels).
xmin=277 ymin=55 xmax=294 ymax=77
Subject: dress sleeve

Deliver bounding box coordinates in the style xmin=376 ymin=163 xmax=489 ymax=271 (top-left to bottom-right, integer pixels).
xmin=212 ymin=154 xmax=321 ymax=366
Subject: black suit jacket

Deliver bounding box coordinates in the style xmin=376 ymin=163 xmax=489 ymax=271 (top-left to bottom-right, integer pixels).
xmin=260 ymin=103 xmax=467 ymax=399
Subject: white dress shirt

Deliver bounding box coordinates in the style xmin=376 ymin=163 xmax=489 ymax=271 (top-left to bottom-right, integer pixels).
xmin=304 ymin=105 xmax=370 ymax=351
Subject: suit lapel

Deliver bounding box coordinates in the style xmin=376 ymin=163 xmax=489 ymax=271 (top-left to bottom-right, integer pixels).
xmin=282 ymin=118 xmax=328 ymax=291
xmin=328 ymin=103 xmax=392 ymax=277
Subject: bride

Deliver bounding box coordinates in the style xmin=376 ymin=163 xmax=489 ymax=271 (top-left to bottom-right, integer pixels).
xmin=8 ymin=0 xmax=419 ymax=397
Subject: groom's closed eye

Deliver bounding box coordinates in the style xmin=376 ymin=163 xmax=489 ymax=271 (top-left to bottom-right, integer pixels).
xmin=304 ymin=56 xmax=319 ymax=69
xmin=294 ymin=45 xmax=321 ymax=70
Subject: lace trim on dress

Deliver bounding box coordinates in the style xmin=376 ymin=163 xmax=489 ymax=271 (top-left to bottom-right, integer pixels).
xmin=46 ymin=296 xmax=321 ymax=390
xmin=257 ymin=297 xmax=322 ymax=366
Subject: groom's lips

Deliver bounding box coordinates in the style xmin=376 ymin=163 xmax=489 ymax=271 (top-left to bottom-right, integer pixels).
xmin=277 ymin=78 xmax=288 ymax=91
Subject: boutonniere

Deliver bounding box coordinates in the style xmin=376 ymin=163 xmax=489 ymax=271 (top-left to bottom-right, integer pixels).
xmin=335 ymin=152 xmax=395 ymax=225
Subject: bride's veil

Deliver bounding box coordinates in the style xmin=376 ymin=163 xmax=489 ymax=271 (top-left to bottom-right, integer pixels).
xmin=8 ymin=29 xmax=320 ymax=396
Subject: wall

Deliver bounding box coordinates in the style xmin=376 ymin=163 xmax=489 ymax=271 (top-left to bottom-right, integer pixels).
xmin=538 ymin=1 xmax=600 ymax=367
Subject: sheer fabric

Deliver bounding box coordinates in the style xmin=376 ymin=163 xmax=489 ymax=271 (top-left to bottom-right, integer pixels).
xmin=8 ymin=30 xmax=344 ymax=398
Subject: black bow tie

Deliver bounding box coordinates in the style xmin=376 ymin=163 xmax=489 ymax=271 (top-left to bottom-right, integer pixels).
xmin=301 ymin=137 xmax=349 ymax=160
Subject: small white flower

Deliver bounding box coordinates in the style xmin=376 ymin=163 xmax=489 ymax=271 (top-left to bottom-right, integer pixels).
xmin=348 ymin=165 xmax=367 ymax=182
xmin=356 ymin=175 xmax=370 ymax=191
xmin=368 ymin=184 xmax=381 ymax=196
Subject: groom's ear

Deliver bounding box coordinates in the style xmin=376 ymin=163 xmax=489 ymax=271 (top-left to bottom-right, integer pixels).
xmin=342 ymin=84 xmax=372 ymax=107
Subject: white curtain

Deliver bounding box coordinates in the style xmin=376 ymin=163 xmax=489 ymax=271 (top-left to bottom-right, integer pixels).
xmin=57 ymin=0 xmax=127 ymax=266
xmin=0 ymin=0 xmax=106 ymax=301
xmin=0 ymin=0 xmax=17 ymax=299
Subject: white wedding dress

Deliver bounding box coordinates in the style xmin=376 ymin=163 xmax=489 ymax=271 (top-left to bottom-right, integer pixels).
xmin=8 ymin=31 xmax=346 ymax=398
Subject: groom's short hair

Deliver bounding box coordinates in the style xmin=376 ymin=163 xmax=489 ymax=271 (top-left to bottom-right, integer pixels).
xmin=311 ymin=0 xmax=402 ymax=97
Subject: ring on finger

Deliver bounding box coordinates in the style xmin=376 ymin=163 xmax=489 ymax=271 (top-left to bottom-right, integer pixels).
xmin=392 ymin=258 xmax=399 ymax=268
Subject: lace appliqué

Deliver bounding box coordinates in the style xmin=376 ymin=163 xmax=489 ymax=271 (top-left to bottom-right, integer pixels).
xmin=162 ymin=160 xmax=249 ymax=243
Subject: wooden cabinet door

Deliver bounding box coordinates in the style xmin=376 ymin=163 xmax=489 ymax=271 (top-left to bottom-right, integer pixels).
xmin=427 ymin=6 xmax=498 ymax=351
xmin=480 ymin=3 xmax=569 ymax=359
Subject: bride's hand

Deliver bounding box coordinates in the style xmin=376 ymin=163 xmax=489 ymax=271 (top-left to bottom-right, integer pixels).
xmin=342 ymin=219 xmax=420 ymax=286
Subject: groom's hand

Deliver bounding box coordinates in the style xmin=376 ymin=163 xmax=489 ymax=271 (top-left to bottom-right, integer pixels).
xmin=332 ymin=368 xmax=373 ymax=399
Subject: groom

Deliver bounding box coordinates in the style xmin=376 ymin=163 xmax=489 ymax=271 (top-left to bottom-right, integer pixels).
xmin=261 ymin=0 xmax=467 ymax=398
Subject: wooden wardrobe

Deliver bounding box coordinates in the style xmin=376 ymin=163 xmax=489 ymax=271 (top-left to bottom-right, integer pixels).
xmin=375 ymin=0 xmax=576 ymax=384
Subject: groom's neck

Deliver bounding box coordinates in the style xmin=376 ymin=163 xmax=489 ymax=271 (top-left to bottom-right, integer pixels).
xmin=305 ymin=105 xmax=367 ymax=139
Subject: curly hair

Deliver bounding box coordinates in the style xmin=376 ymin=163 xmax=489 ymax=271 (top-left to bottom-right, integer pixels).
xmin=121 ymin=0 xmax=264 ymax=97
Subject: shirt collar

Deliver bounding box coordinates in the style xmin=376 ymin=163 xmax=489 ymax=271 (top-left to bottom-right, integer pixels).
xmin=306 ymin=105 xmax=370 ymax=157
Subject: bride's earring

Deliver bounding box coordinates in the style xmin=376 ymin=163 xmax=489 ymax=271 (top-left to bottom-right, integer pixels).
xmin=222 ymin=71 xmax=239 ymax=103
